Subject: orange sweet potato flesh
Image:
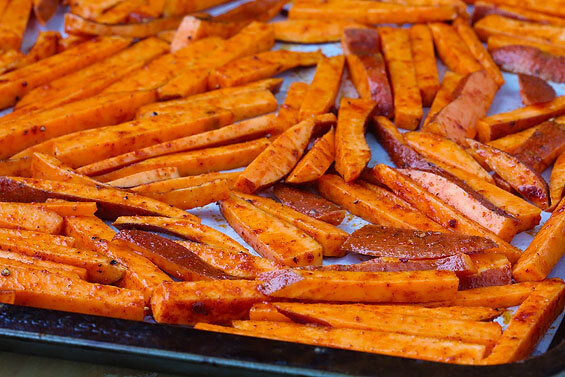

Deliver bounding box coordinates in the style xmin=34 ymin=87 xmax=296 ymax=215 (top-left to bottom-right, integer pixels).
xmin=0 ymin=290 xmax=15 ymax=304
xmin=107 ymin=167 xmax=180 ymax=189
xmin=274 ymin=82 xmax=309 ymax=136
xmin=550 ymin=151 xmax=565 ymax=210
xmin=423 ymin=71 xmax=464 ymax=129
xmin=0 ymin=228 xmax=74 ymax=247
xmin=474 ymin=14 xmax=565 ymax=45
xmin=372 ymin=165 xmax=523 ymax=263
xmin=275 ymin=20 xmax=366 ymax=43
xmin=143 ymin=179 xmax=230 ymax=210
xmin=31 ymin=200 xmax=97 ymax=217
xmin=459 ymin=254 xmax=512 ymax=290
xmin=273 ymin=302 xmax=502 ymax=348
xmin=114 ymin=230 xmax=235 ymax=281
xmin=249 ymin=303 xmax=292 ymax=322
xmin=0 ymin=158 xmax=31 ymax=177
xmin=151 ymin=280 xmax=267 ymax=325
xmin=0 ymin=176 xmax=194 ymax=221
xmin=409 ymin=24 xmax=440 ymax=106
xmin=428 ymin=22 xmax=482 ymax=76
xmin=31 ymin=153 xmax=103 ymax=187
xmin=64 ymin=216 xmax=171 ymax=302
xmin=233 ymin=192 xmax=348 ymax=258
xmin=0 ymin=0 xmax=31 ymax=51
xmin=487 ymin=34 xmax=565 ymax=58
xmin=379 ymin=27 xmax=422 ymax=130
xmin=163 ymin=0 xmax=234 ymax=16
xmin=511 ymin=121 xmax=565 ymax=173
xmin=0 ymin=253 xmax=86 ymax=280
xmin=171 ymin=16 xmax=245 ymax=53
xmin=286 ymin=127 xmax=335 ymax=184
xmin=472 ymin=1 xmax=565 ymax=25
xmin=335 ymin=98 xmax=376 ymax=182
xmin=487 ymin=125 xmax=542 ymax=154
xmin=220 ymin=195 xmax=323 ymax=267
xmin=132 ymin=171 xmax=240 ymax=195
xmin=0 ymin=262 xmax=145 ymax=321
xmin=443 ymin=282 xmax=538 ymax=307
xmin=113 ymin=216 xmax=247 ymax=254
xmin=0 ymin=201 xmax=63 ymax=234
xmin=258 ymin=269 xmax=459 ymax=303
xmin=318 ymin=174 xmax=446 ymax=232
xmin=518 ymin=74 xmax=557 ymax=105
xmin=273 ymin=184 xmax=346 ymax=226
xmin=340 ymin=225 xmax=496 ymax=259
xmin=483 ymin=279 xmax=565 ymax=364
xmin=213 ymin=0 xmax=287 ymax=23
xmin=467 ymin=139 xmax=550 ymax=209
xmin=341 ymin=28 xmax=393 ymax=118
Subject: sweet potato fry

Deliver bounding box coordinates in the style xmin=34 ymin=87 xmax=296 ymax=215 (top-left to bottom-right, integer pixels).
xmin=298 ymin=55 xmax=344 ymax=120
xmin=409 ymin=24 xmax=440 ymax=106
xmin=518 ymin=74 xmax=557 ymax=105
xmin=487 ymin=34 xmax=565 ymax=58
xmin=0 ymin=202 xmax=62 ymax=234
xmin=0 ymin=0 xmax=32 ymax=51
xmin=69 ymin=0 xmax=124 ymax=20
xmin=33 ymin=0 xmax=58 ymax=24
xmin=53 ymin=109 xmax=234 ymax=168
xmin=0 ymin=252 xmax=86 ymax=280
xmin=487 ymin=124 xmax=543 ymax=154
xmin=453 ymin=17 xmax=505 ymax=87
xmin=0 ymin=290 xmax=15 ymax=305
xmin=107 ymin=167 xmax=180 ymax=189
xmin=209 ymin=50 xmax=322 ymax=89
xmin=132 ymin=171 xmax=240 ymax=195
xmin=550 ymin=151 xmax=565 ymax=210
xmin=472 ymin=1 xmax=565 ymax=26
xmin=0 ymin=262 xmax=145 ymax=321
xmin=423 ymin=71 xmax=464 ymax=128
xmin=405 ymin=131 xmax=493 ymax=183
xmin=114 ymin=230 xmax=234 ymax=281
xmin=56 ymin=34 xmax=91 ymax=52
xmin=372 ymin=165 xmax=523 ymax=262
xmin=141 ymin=179 xmax=230 ymax=209
xmin=258 ymin=269 xmax=459 ymax=302
xmin=0 ymin=158 xmax=30 ymax=178
xmin=234 ymin=120 xmax=315 ymax=193
xmin=341 ymin=225 xmax=496 ymax=259
xmin=334 ymin=98 xmax=376 ymax=182
xmin=13 ymin=31 xmax=60 ymax=71
xmin=476 ymin=95 xmax=565 ymax=142
xmin=273 ymin=184 xmax=345 ymax=225
xmin=467 ymin=139 xmax=549 ymax=209
xmin=474 ymin=15 xmax=565 ymax=45
xmin=0 ymin=177 xmax=193 ymax=220
xmin=459 ymin=254 xmax=512 ymax=290
xmin=249 ymin=303 xmax=291 ymax=322
xmin=491 ymin=45 xmax=565 ymax=83
xmin=318 ymin=174 xmax=445 ymax=231
xmin=0 ymin=50 xmax=25 ymax=76
xmin=288 ymin=1 xmax=458 ymax=24
xmin=286 ymin=127 xmax=335 ymax=184
xmin=273 ymin=82 xmax=308 ymax=135
xmin=0 ymin=228 xmax=73 ymax=247
xmin=233 ymin=192 xmax=348 ymax=257
xmin=176 ymin=240 xmax=279 ymax=279
xmin=170 ymin=16 xmax=244 ymax=53
xmin=512 ymin=121 xmax=565 ymax=173
xmin=96 ymin=138 xmax=269 ymax=183
xmin=0 ymin=234 xmax=125 ymax=284
xmin=274 ymin=302 xmax=502 ymax=348
xmin=31 ymin=153 xmax=103 ymax=187
xmin=403 ymin=169 xmax=521 ymax=241
xmin=440 ymin=282 xmax=538 ymax=307
xmin=113 ymin=216 xmax=247 ymax=254
xmin=483 ymin=279 xmax=565 ymax=364
xmin=220 ymin=195 xmax=323 ymax=267
xmin=274 ymin=20 xmax=365 ymax=43
xmin=0 ymin=90 xmax=156 ymax=160
xmin=0 ymin=36 xmax=132 ymax=110
xmin=213 ymin=0 xmax=286 ymax=23
xmin=64 ymin=216 xmax=171 ymax=301
xmin=428 ymin=23 xmax=482 ymax=76
xmin=163 ymin=0 xmax=233 ymax=16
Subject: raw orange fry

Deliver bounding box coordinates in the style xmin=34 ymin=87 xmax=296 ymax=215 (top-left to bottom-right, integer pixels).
xmin=273 ymin=19 xmax=366 ymax=43
xmin=428 ymin=22 xmax=483 ymax=76
xmin=31 ymin=200 xmax=98 ymax=217
xmin=31 ymin=153 xmax=103 ymax=187
xmin=379 ymin=27 xmax=422 ymax=130
xmin=483 ymin=279 xmax=565 ymax=364
xmin=474 ymin=14 xmax=565 ymax=45
xmin=298 ymin=55 xmax=345 ymax=120
xmin=440 ymin=282 xmax=538 ymax=307
xmin=286 ymin=127 xmax=335 ymax=184
xmin=0 ymin=252 xmax=86 ymax=280
xmin=0 ymin=290 xmax=15 ymax=304
xmin=423 ymin=71 xmax=464 ymax=128
xmin=132 ymin=171 xmax=240 ymax=195
xmin=249 ymin=303 xmax=292 ymax=322
xmin=143 ymin=179 xmax=230 ymax=209
xmin=220 ymin=195 xmax=323 ymax=267
xmin=171 ymin=16 xmax=244 ymax=52
xmin=0 ymin=202 xmax=62 ymax=234
xmin=318 ymin=174 xmax=446 ymax=231
xmin=0 ymin=262 xmax=145 ymax=321
xmin=273 ymin=82 xmax=308 ymax=135
xmin=107 ymin=167 xmax=180 ymax=189
xmin=0 ymin=228 xmax=73 ymax=247
xmin=0 ymin=0 xmax=32 ymax=50
xmin=409 ymin=24 xmax=440 ymax=106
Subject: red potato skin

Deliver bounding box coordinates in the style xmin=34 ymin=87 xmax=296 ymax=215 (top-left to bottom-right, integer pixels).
xmin=518 ymin=74 xmax=557 ymax=105
xmin=492 ymin=46 xmax=565 ymax=83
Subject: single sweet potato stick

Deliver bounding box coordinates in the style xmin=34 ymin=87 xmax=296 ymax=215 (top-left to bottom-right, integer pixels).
xmin=459 ymin=254 xmax=512 ymax=290
xmin=0 ymin=0 xmax=32 ymax=51
xmin=31 ymin=153 xmax=103 ymax=187
xmin=409 ymin=24 xmax=440 ymax=106
xmin=142 ymin=179 xmax=230 ymax=209
xmin=487 ymin=34 xmax=565 ymax=58
xmin=286 ymin=127 xmax=335 ymax=184
xmin=274 ymin=20 xmax=365 ymax=43
xmin=30 ymin=200 xmax=98 ymax=217
xmin=0 ymin=201 xmax=63 ymax=234
xmin=518 ymin=74 xmax=557 ymax=105
xmin=132 ymin=171 xmax=240 ymax=195
xmin=492 ymin=45 xmax=565 ymax=83
xmin=472 ymin=1 xmax=565 ymax=24
xmin=299 ymin=55 xmax=344 ymax=120
xmin=474 ymin=15 xmax=565 ymax=45
xmin=107 ymin=167 xmax=180 ymax=189
xmin=170 ymin=16 xmax=244 ymax=53
xmin=423 ymin=71 xmax=464 ymax=128
xmin=0 ymin=252 xmax=86 ymax=280
xmin=429 ymin=22 xmax=482 ymax=76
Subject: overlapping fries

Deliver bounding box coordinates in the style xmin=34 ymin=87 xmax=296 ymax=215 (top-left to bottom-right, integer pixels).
xmin=0 ymin=0 xmax=564 ymax=368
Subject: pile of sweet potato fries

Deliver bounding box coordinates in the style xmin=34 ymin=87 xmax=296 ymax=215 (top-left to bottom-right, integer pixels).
xmin=0 ymin=0 xmax=564 ymax=366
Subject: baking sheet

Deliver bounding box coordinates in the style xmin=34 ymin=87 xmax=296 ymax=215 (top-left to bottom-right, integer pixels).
xmin=12 ymin=1 xmax=565 ymax=358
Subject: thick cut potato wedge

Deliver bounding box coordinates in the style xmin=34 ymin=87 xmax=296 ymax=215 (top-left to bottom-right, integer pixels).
xmin=31 ymin=153 xmax=103 ymax=187
xmin=518 ymin=74 xmax=557 ymax=105
xmin=318 ymin=174 xmax=445 ymax=231
xmin=512 ymin=121 xmax=565 ymax=173
xmin=273 ymin=184 xmax=345 ymax=225
xmin=459 ymin=254 xmax=511 ymax=290
xmin=425 ymin=70 xmax=498 ymax=143
xmin=403 ymin=169 xmax=520 ymax=241
xmin=474 ymin=15 xmax=565 ymax=45
xmin=286 ymin=127 xmax=335 ymax=184
xmin=341 ymin=225 xmax=496 ymax=259
xmin=0 ymin=36 xmax=132 ymax=110
xmin=335 ymin=98 xmax=376 ymax=182
xmin=428 ymin=22 xmax=482 ymax=75
xmin=151 ymin=280 xmax=267 ymax=325
xmin=476 ymin=96 xmax=565 ymax=142
xmin=0 ymin=177 xmax=193 ymax=220
xmin=341 ymin=28 xmax=393 ymax=117
xmin=483 ymin=279 xmax=565 ymax=364
xmin=0 ymin=252 xmax=86 ymax=280
xmin=0 ymin=262 xmax=145 ymax=321
xmin=441 ymin=282 xmax=538 ymax=307
xmin=274 ymin=82 xmax=308 ymax=135
xmin=372 ymin=165 xmax=523 ymax=262
xmin=141 ymin=179 xmax=230 ymax=209
xmin=220 ymin=195 xmax=323 ymax=267
xmin=233 ymin=192 xmax=348 ymax=257
xmin=467 ymin=139 xmax=549 ymax=209
xmin=423 ymin=71 xmax=464 ymax=128
xmin=550 ymin=151 xmax=565 ymax=210
xmin=274 ymin=20 xmax=365 ymax=43
xmin=97 ymin=138 xmax=269 ymax=183
xmin=492 ymin=45 xmax=565 ymax=83
xmin=235 ymin=120 xmax=316 ymax=193
xmin=258 ymin=269 xmax=459 ymax=303
xmin=64 ymin=216 xmax=171 ymax=302
xmin=487 ymin=34 xmax=565 ymax=58
xmin=379 ymin=27 xmax=422 ymax=130
xmin=114 ymin=230 xmax=234 ymax=281
xmin=409 ymin=24 xmax=440 ymax=106
xmin=107 ymin=167 xmax=180 ymax=189
xmin=273 ymin=302 xmax=502 ymax=348
xmin=31 ymin=200 xmax=97 ymax=217
xmin=132 ymin=171 xmax=240 ymax=196
xmin=113 ymin=216 xmax=246 ymax=254
xmin=298 ymin=56 xmax=345 ymax=120
xmin=170 ymin=16 xmax=244 ymax=52
xmin=0 ymin=202 xmax=63 ymax=234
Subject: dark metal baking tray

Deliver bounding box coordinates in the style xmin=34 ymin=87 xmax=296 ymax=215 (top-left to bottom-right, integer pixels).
xmin=0 ymin=303 xmax=563 ymax=377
